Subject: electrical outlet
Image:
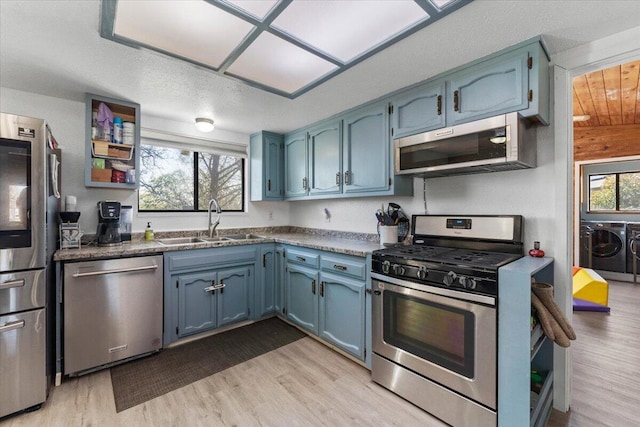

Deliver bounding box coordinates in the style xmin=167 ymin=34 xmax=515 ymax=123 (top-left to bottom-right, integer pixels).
xmin=268 ymin=211 xmax=273 ymax=221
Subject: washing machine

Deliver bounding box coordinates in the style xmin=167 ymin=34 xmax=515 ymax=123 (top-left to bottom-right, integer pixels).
xmin=580 ymin=221 xmax=626 ymax=273
xmin=626 ymin=222 xmax=640 ymax=275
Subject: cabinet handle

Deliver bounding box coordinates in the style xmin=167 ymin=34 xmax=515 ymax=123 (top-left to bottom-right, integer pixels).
xmin=336 ymin=172 xmax=341 ymax=185
xmin=204 ymin=281 xmax=216 ymax=292
xmin=333 ymin=264 xmax=347 ymax=271
xmin=312 ymin=280 xmax=316 ymax=295
xmin=437 ymin=95 xmax=442 ymax=115
xmin=344 ymin=170 xmax=351 ymax=185
xmin=263 ymin=254 xmax=266 ymax=268
xmin=453 ymin=90 xmax=459 ymax=112
xmin=0 ymin=320 xmax=25 ymax=333
xmin=302 ymin=177 xmax=308 ymax=190
xmin=320 ymin=281 xmax=324 ymax=297
xmin=296 ymin=256 xmax=306 ymax=262
xmin=267 ymin=179 xmax=271 ymax=191
xmin=218 ymin=279 xmax=225 ymax=294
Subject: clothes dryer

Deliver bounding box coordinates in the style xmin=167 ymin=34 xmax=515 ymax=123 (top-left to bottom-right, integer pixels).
xmin=626 ymin=223 xmax=640 ymax=275
xmin=580 ymin=221 xmax=626 ymax=273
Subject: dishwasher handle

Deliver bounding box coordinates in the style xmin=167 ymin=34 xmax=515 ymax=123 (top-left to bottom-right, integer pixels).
xmin=72 ymin=264 xmax=159 ymax=278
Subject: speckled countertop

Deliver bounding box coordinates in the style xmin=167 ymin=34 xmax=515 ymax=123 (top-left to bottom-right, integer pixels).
xmin=53 ymin=227 xmax=388 ymax=262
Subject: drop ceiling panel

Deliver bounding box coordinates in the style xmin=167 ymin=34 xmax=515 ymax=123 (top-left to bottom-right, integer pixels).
xmin=113 ymin=0 xmax=254 ymax=68
xmin=271 ymin=1 xmax=429 ymax=62
xmin=226 ymin=32 xmax=338 ymax=94
xmin=224 ymin=0 xmax=278 ymax=19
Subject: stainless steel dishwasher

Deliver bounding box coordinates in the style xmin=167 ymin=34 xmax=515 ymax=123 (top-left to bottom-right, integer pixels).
xmin=63 ymin=255 xmax=163 ymax=375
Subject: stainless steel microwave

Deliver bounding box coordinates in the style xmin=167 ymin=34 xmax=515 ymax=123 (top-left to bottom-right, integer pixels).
xmin=394 ymin=112 xmax=537 ymax=178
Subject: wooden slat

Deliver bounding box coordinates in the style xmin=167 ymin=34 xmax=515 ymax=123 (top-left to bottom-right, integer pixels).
xmin=621 ymin=61 xmax=639 ymax=125
xmin=585 ymin=70 xmax=611 ymax=126
xmin=573 ymin=74 xmax=598 ymax=127
xmin=573 ymin=123 xmax=640 ymax=161
xmin=603 ymin=66 xmax=622 ymax=125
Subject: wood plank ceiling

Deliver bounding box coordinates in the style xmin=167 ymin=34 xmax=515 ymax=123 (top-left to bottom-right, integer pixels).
xmin=573 ymin=60 xmax=640 ymax=127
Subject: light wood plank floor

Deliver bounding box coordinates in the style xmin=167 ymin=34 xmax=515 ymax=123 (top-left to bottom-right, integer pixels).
xmin=547 ymin=279 xmax=640 ymax=427
xmin=1 ymin=336 xmax=447 ymax=427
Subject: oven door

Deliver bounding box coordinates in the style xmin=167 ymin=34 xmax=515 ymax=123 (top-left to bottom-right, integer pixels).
xmin=372 ymin=277 xmax=497 ymax=409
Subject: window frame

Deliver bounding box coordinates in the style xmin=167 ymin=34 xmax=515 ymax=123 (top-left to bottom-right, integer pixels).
xmin=587 ymin=170 xmax=640 ymax=213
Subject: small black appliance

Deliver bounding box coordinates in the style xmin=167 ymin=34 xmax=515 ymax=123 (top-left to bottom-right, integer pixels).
xmin=96 ymin=201 xmax=122 ymax=246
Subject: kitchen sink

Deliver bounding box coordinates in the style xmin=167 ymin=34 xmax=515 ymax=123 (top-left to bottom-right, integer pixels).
xmin=157 ymin=236 xmax=230 ymax=245
xmin=223 ymin=234 xmax=265 ymax=241
xmin=198 ymin=236 xmax=233 ymax=242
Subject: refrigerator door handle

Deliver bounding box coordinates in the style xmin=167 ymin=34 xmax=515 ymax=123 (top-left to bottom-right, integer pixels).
xmin=0 ymin=320 xmax=25 ymax=333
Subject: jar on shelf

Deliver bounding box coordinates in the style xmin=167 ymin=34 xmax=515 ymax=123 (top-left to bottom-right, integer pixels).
xmin=113 ymin=117 xmax=123 ymax=144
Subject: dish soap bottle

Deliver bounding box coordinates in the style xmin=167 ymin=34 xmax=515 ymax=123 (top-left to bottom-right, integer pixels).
xmin=145 ymin=222 xmax=154 ymax=241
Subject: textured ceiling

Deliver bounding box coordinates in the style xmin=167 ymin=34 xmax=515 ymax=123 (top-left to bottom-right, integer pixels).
xmin=1 ymin=0 xmax=640 ymax=136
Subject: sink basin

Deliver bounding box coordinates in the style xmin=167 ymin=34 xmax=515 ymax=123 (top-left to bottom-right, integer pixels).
xmin=157 ymin=237 xmax=205 ymax=245
xmin=223 ymin=234 xmax=265 ymax=241
xmin=198 ymin=236 xmax=233 ymax=242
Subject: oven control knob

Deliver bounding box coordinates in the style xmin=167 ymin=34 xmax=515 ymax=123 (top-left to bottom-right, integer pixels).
xmin=467 ymin=278 xmax=477 ymax=290
xmin=416 ymin=266 xmax=427 ymax=280
xmin=382 ymin=261 xmax=391 ymax=274
xmin=392 ymin=264 xmax=405 ymax=275
xmin=443 ymin=271 xmax=457 ymax=286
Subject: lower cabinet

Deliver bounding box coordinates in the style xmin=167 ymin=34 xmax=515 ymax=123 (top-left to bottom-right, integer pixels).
xmin=164 ymin=246 xmax=258 ymax=345
xmin=284 ymin=247 xmax=367 ymax=360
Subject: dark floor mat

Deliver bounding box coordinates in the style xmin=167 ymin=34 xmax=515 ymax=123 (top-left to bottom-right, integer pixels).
xmin=110 ymin=317 xmax=305 ymax=412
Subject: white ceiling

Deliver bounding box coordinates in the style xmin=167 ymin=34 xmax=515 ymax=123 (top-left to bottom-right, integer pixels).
xmin=1 ymin=1 xmax=640 ymax=136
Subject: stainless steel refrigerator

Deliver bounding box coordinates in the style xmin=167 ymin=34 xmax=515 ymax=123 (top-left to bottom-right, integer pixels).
xmin=1 ymin=113 xmax=61 ymax=418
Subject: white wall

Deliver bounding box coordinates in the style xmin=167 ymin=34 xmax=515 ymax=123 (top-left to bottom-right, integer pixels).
xmin=0 ymin=87 xmax=290 ymax=235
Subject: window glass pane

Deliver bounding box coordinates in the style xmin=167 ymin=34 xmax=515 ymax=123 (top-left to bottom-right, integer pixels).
xmin=619 ymin=172 xmax=640 ymax=211
xmin=197 ymin=153 xmax=244 ymax=211
xmin=589 ymin=174 xmax=616 ymax=211
xmin=139 ymin=145 xmax=194 ymax=210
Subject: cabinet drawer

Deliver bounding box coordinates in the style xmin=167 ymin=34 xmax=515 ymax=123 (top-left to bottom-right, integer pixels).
xmin=167 ymin=246 xmax=258 ymax=272
xmin=320 ymin=254 xmax=366 ymax=280
xmin=286 ymin=248 xmax=319 ymax=268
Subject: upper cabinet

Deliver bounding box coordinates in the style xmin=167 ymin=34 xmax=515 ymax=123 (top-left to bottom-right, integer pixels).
xmin=307 ymin=120 xmax=341 ymax=197
xmin=250 ymin=131 xmax=283 ymax=201
xmin=284 ymin=131 xmax=308 ymax=199
xmin=391 ymin=80 xmax=446 ymax=139
xmin=390 ymin=38 xmax=550 ymax=137
xmin=85 ymin=93 xmax=140 ymax=189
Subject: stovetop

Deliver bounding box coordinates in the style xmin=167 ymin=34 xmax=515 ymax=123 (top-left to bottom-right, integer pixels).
xmin=376 ymin=245 xmax=521 ymax=269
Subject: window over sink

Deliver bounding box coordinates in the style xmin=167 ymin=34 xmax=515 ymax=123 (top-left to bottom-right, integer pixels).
xmin=138 ymin=136 xmax=245 ymax=213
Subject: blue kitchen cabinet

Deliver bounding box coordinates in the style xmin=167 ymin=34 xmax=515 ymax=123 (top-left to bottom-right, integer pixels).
xmin=275 ymin=245 xmax=286 ymax=316
xmin=446 ymin=41 xmax=549 ymax=126
xmin=308 ymin=120 xmax=342 ymax=197
xmin=256 ymin=244 xmax=276 ymax=317
xmin=250 ymin=131 xmax=283 ymax=201
xmin=319 ymin=271 xmax=365 ymax=359
xmin=391 ymin=80 xmax=446 ymax=138
xmin=163 ymin=246 xmax=258 ymax=344
xmin=284 ymin=131 xmax=308 ymax=198
xmin=342 ymin=102 xmax=412 ymax=196
xmin=175 ymin=264 xmax=252 ymax=338
xmin=286 ymin=263 xmax=319 ymax=334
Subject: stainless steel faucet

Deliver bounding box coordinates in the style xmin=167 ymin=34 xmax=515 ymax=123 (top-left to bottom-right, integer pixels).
xmin=207 ymin=198 xmax=221 ymax=237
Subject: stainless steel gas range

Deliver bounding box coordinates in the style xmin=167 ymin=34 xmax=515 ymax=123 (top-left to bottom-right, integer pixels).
xmin=371 ymin=215 xmax=524 ymax=427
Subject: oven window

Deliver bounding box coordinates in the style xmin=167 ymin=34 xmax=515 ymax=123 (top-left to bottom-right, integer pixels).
xmin=383 ymin=291 xmax=475 ymax=378
xmin=0 ymin=138 xmax=32 ymax=249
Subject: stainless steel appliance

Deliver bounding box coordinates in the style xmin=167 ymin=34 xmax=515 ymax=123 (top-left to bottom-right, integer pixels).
xmin=626 ymin=223 xmax=640 ymax=281
xmin=1 ymin=113 xmax=60 ymax=418
xmin=63 ymin=255 xmax=163 ymax=375
xmin=371 ymin=215 xmax=524 ymax=427
xmin=96 ymin=200 xmax=122 ymax=246
xmin=579 ymin=221 xmax=626 ymax=273
xmin=394 ymin=112 xmax=536 ymax=177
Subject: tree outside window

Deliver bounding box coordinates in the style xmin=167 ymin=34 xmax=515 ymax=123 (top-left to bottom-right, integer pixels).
xmin=589 ymin=172 xmax=640 ymax=212
xmin=138 ymin=144 xmax=244 ymax=212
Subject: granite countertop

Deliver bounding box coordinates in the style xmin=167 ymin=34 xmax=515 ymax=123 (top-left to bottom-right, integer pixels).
xmin=53 ymin=228 xmax=386 ymax=262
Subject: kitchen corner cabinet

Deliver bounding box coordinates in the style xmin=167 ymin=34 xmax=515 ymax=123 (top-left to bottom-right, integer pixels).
xmin=284 ymin=247 xmax=367 ymax=360
xmin=391 ymin=80 xmax=446 ymax=139
xmin=498 ymin=257 xmax=554 ymax=427
xmin=85 ymin=93 xmax=140 ymax=189
xmin=163 ymin=246 xmax=257 ymax=345
xmin=250 ymin=131 xmax=283 ymax=201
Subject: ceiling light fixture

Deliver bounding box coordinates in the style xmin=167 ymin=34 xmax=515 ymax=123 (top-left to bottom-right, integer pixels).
xmin=195 ymin=117 xmax=215 ymax=132
xmin=573 ymin=114 xmax=591 ymax=122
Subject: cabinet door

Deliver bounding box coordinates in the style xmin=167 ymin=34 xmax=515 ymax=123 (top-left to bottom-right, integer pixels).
xmin=391 ymin=81 xmax=445 ymax=138
xmin=286 ymin=263 xmax=319 ymax=334
xmin=308 ymin=120 xmax=342 ymax=196
xmin=284 ymin=131 xmax=308 ymax=198
xmin=275 ymin=246 xmax=286 ymax=316
xmin=258 ymin=246 xmax=276 ymax=317
xmin=177 ymin=271 xmax=217 ymax=337
xmin=249 ymin=131 xmax=283 ymax=201
xmin=447 ymin=48 xmax=529 ymax=126
xmin=217 ymin=265 xmax=252 ymax=328
xmin=342 ymin=103 xmax=390 ymax=194
xmin=318 ymin=272 xmax=365 ymax=359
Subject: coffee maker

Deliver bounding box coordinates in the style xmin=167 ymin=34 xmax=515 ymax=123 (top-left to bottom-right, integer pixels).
xmin=96 ymin=201 xmax=122 ymax=246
